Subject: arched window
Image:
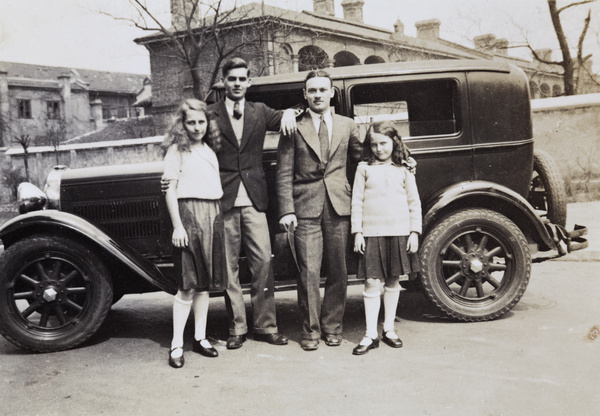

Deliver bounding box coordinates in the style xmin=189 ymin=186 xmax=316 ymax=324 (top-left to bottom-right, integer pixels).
xmin=552 ymin=84 xmax=562 ymax=97
xmin=540 ymin=83 xmax=551 ymax=98
xmin=276 ymin=43 xmax=294 ymax=75
xmin=333 ymin=51 xmax=360 ymax=67
xmin=365 ymin=55 xmax=385 ymax=64
xmin=529 ymin=81 xmax=540 ymax=99
xmin=298 ymin=46 xmax=329 ymax=71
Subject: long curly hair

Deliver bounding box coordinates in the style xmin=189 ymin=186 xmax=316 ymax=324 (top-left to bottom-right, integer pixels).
xmin=362 ymin=121 xmax=411 ymax=165
xmin=161 ymin=99 xmax=221 ymax=155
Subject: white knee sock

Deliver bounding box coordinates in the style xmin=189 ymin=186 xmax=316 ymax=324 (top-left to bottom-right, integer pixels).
xmin=363 ymin=290 xmax=381 ymax=340
xmin=193 ymin=292 xmax=210 ymax=342
xmin=383 ymin=285 xmax=401 ymax=335
xmin=171 ymin=295 xmax=193 ymax=352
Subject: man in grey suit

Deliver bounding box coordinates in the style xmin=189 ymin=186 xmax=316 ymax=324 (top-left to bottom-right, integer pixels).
xmin=276 ymin=70 xmax=362 ymax=351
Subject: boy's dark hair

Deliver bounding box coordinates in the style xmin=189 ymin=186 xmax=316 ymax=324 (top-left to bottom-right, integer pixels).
xmin=222 ymin=57 xmax=250 ymax=78
xmin=304 ymin=70 xmax=332 ymax=87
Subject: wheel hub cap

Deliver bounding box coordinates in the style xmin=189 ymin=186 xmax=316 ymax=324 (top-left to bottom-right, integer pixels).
xmin=470 ymin=259 xmax=484 ymax=273
xmin=42 ymin=287 xmax=58 ymax=302
xmin=462 ymin=253 xmax=488 ymax=279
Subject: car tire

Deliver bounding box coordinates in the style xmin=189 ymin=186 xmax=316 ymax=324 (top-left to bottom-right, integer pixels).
xmin=420 ymin=209 xmax=531 ymax=321
xmin=528 ymin=150 xmax=567 ymax=226
xmin=0 ymin=235 xmax=112 ymax=352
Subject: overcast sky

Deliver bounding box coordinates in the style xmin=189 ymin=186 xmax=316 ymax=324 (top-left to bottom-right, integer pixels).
xmin=0 ymin=0 xmax=598 ymax=74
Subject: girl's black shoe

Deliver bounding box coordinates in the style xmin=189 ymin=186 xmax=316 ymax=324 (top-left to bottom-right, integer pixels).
xmin=382 ymin=331 xmax=403 ymax=348
xmin=352 ymin=337 xmax=379 ymax=355
xmin=169 ymin=347 xmax=184 ymax=368
xmin=193 ymin=339 xmax=218 ymax=357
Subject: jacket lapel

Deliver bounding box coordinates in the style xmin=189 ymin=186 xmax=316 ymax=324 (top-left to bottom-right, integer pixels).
xmin=213 ymin=99 xmax=239 ymax=149
xmin=297 ymin=113 xmax=323 ymax=161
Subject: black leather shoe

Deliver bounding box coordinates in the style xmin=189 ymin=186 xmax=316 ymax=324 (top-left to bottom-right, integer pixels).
xmin=254 ymin=333 xmax=288 ymax=345
xmin=382 ymin=331 xmax=403 ymax=348
xmin=192 ymin=339 xmax=218 ymax=357
xmin=322 ymin=334 xmax=342 ymax=346
xmin=226 ymin=335 xmax=247 ymax=350
xmin=169 ymin=347 xmax=184 ymax=368
xmin=352 ymin=338 xmax=380 ymax=355
xmin=300 ymin=339 xmax=319 ymax=351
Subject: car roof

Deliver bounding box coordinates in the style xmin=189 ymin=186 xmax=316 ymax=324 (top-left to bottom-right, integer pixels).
xmin=249 ymin=59 xmax=512 ymax=87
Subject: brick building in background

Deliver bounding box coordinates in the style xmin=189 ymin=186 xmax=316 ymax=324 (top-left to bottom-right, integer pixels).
xmin=0 ymin=62 xmax=148 ymax=148
xmin=135 ymin=0 xmax=597 ymax=132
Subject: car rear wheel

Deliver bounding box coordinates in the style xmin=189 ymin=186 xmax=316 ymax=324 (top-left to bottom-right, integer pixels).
xmin=420 ymin=209 xmax=530 ymax=321
xmin=528 ymin=150 xmax=567 ymax=226
xmin=0 ymin=235 xmax=112 ymax=352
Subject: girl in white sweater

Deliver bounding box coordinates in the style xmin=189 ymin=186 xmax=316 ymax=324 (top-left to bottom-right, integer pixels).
xmin=351 ymin=121 xmax=421 ymax=355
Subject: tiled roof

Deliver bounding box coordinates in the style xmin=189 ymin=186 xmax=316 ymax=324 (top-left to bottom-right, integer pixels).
xmin=0 ymin=61 xmax=148 ymax=94
xmin=64 ymin=116 xmax=157 ymax=144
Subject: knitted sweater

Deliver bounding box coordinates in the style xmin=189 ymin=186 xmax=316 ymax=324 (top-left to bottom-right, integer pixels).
xmin=351 ymin=161 xmax=422 ymax=237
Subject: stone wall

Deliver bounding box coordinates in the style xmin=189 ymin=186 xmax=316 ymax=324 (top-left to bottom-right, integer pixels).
xmin=1 ymin=136 xmax=164 ymax=202
xmin=531 ymin=93 xmax=600 ymax=179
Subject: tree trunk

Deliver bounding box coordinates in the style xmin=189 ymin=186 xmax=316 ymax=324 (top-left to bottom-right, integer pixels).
xmin=548 ymin=0 xmax=576 ymax=95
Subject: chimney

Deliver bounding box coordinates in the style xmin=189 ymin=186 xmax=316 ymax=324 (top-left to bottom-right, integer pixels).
xmin=535 ymin=48 xmax=553 ymax=62
xmin=474 ymin=34 xmax=496 ymax=51
xmin=314 ymin=0 xmax=335 ymax=16
xmin=391 ymin=19 xmax=404 ymax=40
xmin=341 ymin=0 xmax=364 ymax=23
xmin=0 ymin=66 xmax=9 ymax=147
xmin=90 ymin=99 xmax=104 ymax=130
xmin=58 ymin=74 xmax=72 ymax=132
xmin=171 ymin=0 xmax=201 ymax=30
xmin=415 ymin=19 xmax=440 ymax=41
xmin=495 ymin=38 xmax=509 ymax=55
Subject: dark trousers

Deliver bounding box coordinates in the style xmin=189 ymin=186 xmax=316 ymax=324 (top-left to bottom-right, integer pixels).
xmin=223 ymin=206 xmax=278 ymax=336
xmin=295 ymin=198 xmax=349 ymax=340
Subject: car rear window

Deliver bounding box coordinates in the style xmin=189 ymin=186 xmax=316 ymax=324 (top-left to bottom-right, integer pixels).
xmin=350 ymin=79 xmax=461 ymax=140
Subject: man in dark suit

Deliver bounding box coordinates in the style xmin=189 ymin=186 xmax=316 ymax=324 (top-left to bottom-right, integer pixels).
xmin=276 ymin=70 xmax=362 ymax=351
xmin=209 ymin=57 xmax=296 ymax=349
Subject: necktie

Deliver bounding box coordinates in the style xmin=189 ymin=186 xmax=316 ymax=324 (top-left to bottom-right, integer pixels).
xmin=319 ymin=115 xmax=329 ymax=165
xmin=233 ymin=101 xmax=242 ymax=120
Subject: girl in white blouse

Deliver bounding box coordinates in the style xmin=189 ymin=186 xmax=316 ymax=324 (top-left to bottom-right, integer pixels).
xmin=162 ymin=99 xmax=227 ymax=368
xmin=351 ymin=121 xmax=421 ymax=355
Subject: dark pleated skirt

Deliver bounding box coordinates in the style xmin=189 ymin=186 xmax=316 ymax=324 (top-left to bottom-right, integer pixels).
xmin=173 ymin=199 xmax=227 ymax=291
xmin=357 ymin=235 xmax=421 ymax=281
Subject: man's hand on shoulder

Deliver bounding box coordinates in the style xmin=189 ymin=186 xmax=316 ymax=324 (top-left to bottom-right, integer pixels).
xmin=281 ymin=109 xmax=299 ymax=136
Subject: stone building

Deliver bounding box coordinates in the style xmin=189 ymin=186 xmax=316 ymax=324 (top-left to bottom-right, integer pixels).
xmin=135 ymin=0 xmax=594 ymax=131
xmin=0 ymin=61 xmax=148 ymax=148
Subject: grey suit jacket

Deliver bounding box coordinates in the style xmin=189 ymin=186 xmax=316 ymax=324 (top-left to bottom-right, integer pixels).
xmin=276 ymin=111 xmax=362 ymax=219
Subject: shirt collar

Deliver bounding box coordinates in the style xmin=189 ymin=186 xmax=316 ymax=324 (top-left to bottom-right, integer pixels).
xmin=225 ymin=97 xmax=245 ymax=113
xmin=308 ymin=108 xmax=332 ymax=123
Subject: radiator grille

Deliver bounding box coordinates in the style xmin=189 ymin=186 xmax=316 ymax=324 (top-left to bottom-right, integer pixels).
xmin=71 ymin=197 xmax=162 ymax=239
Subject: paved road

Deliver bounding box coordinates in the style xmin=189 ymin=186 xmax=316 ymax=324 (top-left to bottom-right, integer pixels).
xmin=1 ymin=203 xmax=599 ymax=416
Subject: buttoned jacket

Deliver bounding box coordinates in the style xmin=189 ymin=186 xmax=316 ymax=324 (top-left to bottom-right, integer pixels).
xmin=209 ymin=99 xmax=282 ymax=213
xmin=276 ymin=111 xmax=362 ymax=219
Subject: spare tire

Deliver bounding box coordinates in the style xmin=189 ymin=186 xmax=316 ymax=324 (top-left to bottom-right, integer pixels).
xmin=528 ymin=150 xmax=567 ymax=226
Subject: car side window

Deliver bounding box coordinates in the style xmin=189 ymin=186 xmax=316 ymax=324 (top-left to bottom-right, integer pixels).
xmin=350 ymin=79 xmax=461 ymax=140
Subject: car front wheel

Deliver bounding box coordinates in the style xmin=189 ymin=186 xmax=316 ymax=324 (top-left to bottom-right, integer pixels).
xmin=420 ymin=209 xmax=531 ymax=321
xmin=0 ymin=235 xmax=112 ymax=352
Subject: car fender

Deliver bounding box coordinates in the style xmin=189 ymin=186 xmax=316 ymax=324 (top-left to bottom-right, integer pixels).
xmin=0 ymin=210 xmax=177 ymax=294
xmin=422 ymin=180 xmax=556 ymax=251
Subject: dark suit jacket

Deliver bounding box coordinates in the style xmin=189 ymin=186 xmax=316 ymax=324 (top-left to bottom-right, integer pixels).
xmin=276 ymin=111 xmax=362 ymax=219
xmin=209 ymin=99 xmax=282 ymax=213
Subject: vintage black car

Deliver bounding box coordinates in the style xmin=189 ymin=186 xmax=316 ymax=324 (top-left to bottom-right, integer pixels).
xmin=0 ymin=60 xmax=587 ymax=352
